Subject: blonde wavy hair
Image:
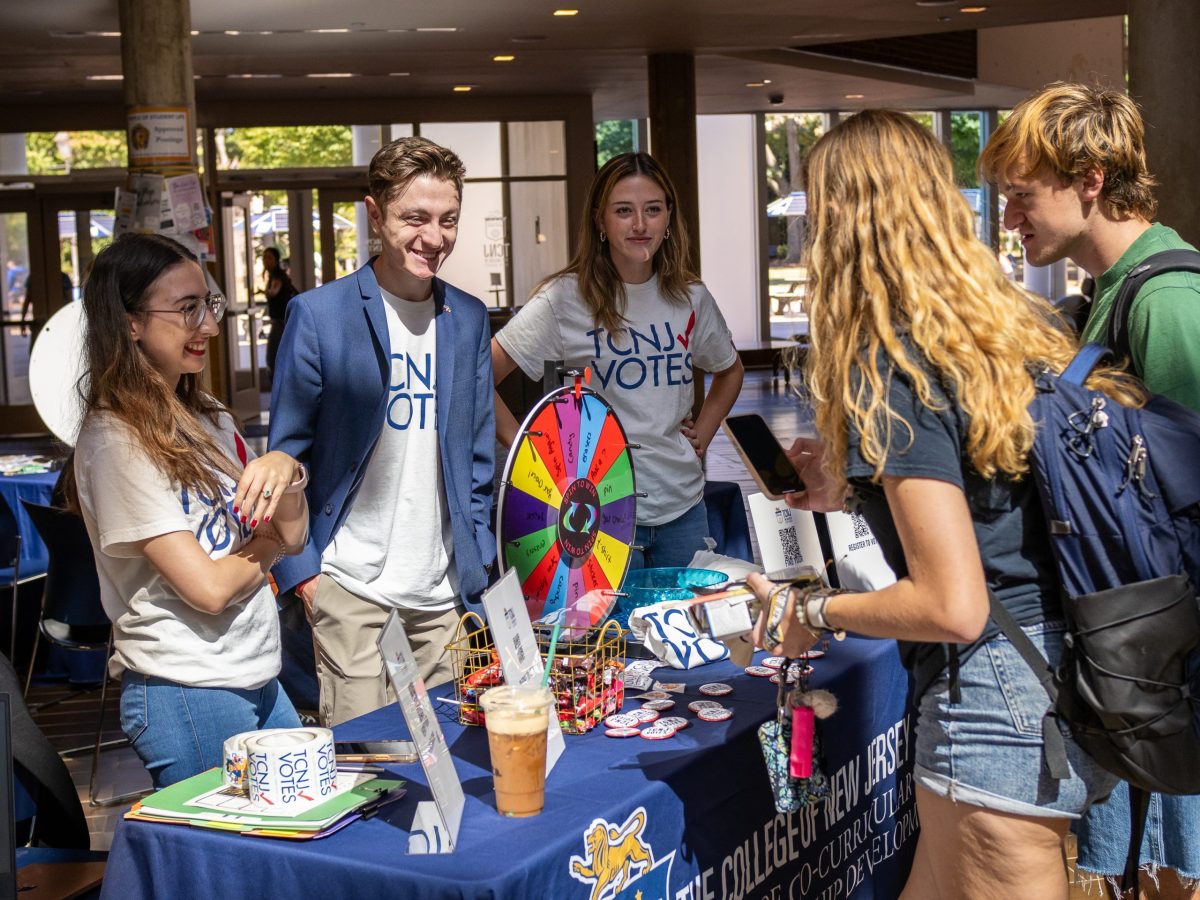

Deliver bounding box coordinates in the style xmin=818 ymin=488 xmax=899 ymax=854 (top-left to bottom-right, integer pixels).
xmin=802 ymin=109 xmax=1143 ymax=486
xmin=978 ymin=82 xmax=1157 ymax=220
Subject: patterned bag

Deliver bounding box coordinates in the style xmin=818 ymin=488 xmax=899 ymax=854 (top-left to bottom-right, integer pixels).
xmin=757 ymin=658 xmax=830 ymax=813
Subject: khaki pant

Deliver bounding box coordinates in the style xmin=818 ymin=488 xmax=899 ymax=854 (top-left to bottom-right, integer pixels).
xmin=309 ymin=575 xmax=463 ymax=727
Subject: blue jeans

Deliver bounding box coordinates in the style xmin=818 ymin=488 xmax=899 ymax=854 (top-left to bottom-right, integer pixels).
xmin=629 ymin=499 xmax=710 ymax=571
xmin=119 ymin=671 xmax=301 ymax=789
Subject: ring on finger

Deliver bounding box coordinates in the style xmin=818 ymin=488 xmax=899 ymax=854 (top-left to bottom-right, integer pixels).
xmin=262 ymin=486 xmax=273 ymax=499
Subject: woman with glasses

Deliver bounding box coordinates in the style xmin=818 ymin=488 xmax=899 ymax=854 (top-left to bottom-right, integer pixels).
xmin=64 ymin=233 xmax=309 ymax=788
xmin=743 ymin=111 xmax=1142 ymax=897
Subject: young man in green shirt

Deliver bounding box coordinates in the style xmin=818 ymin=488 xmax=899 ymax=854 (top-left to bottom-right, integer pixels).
xmin=980 ymin=81 xmax=1200 ymax=898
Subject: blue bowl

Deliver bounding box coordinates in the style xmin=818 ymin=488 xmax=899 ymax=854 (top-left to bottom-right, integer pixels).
xmin=614 ymin=567 xmax=728 ymax=628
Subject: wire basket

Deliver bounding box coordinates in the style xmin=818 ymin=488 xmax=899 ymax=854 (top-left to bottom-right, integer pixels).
xmin=447 ymin=612 xmax=627 ymax=734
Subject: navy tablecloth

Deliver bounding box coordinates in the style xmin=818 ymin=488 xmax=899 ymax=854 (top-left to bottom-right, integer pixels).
xmin=102 ymin=639 xmax=917 ymax=900
xmin=0 ymin=470 xmax=57 ymax=578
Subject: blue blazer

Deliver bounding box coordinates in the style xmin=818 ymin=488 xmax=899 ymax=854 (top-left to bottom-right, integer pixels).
xmin=268 ymin=261 xmax=496 ymax=612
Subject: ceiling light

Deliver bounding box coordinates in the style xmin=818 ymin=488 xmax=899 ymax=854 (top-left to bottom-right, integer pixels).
xmin=191 ymin=30 xmax=200 ymax=35
xmin=493 ymin=54 xmax=515 ymax=62
xmin=960 ymin=5 xmax=988 ymax=11
xmin=553 ymin=10 xmax=579 ymax=16
xmin=453 ymin=85 xmax=473 ymax=92
xmin=224 ymin=30 xmax=242 ymax=35
xmin=745 ymin=82 xmax=765 ymax=88
xmin=845 ymin=93 xmax=865 ymax=99
xmin=389 ymin=72 xmax=411 ymax=77
xmin=306 ymin=72 xmax=356 ymax=78
xmin=86 ymin=74 xmax=123 ymax=81
xmin=227 ymin=73 xmax=282 ymax=79
xmin=416 ymin=27 xmax=459 ymax=32
xmin=306 ymin=28 xmax=350 ymax=34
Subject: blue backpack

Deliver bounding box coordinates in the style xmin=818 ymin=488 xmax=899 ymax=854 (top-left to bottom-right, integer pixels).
xmin=990 ymin=342 xmax=1200 ymax=795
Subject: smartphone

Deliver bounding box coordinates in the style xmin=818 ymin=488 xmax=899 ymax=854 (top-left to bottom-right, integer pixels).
xmin=722 ymin=414 xmax=805 ymax=500
xmin=334 ymin=740 xmax=418 ymax=763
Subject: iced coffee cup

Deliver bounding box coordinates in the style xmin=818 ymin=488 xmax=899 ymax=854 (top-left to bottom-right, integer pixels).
xmin=479 ymin=685 xmax=554 ymax=817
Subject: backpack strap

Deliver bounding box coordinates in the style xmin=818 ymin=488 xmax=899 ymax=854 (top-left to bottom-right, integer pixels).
xmin=1106 ymin=249 xmax=1200 ymax=366
xmin=987 ymin=591 xmax=1071 ymax=781
xmin=1061 ymin=342 xmax=1113 ymax=386
xmin=1122 ymin=787 xmax=1151 ymax=900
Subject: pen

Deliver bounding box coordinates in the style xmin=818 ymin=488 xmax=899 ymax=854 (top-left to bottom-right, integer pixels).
xmin=434 ymin=696 xmax=463 ymax=706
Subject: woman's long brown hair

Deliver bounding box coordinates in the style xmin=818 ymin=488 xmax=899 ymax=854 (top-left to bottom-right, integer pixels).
xmin=62 ymin=233 xmax=240 ymax=512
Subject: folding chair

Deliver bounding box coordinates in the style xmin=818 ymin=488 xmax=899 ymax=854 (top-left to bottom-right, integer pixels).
xmin=19 ymin=501 xmax=146 ymax=808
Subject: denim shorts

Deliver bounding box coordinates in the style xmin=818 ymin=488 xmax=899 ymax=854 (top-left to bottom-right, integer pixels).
xmin=913 ymin=621 xmax=1118 ymax=819
xmin=1076 ymin=782 xmax=1200 ymax=879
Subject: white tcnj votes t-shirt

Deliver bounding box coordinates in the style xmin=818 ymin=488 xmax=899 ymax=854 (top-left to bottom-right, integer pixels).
xmin=496 ymin=274 xmax=737 ymax=526
xmin=321 ymin=287 xmax=458 ymax=611
xmin=73 ymin=410 xmax=282 ymax=689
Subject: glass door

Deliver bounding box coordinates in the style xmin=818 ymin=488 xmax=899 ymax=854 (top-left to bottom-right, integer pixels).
xmin=220 ymin=193 xmax=264 ymax=423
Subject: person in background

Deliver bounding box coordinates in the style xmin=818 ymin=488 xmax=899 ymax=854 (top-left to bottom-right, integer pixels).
xmin=66 ymin=233 xmax=309 ymax=788
xmin=492 ymin=152 xmax=744 ymax=570
xmin=269 ymin=137 xmax=495 ymax=727
xmin=260 ymin=245 xmax=297 ymax=382
xmin=746 ymin=110 xmax=1141 ymax=899
xmin=980 ymin=80 xmax=1200 ymax=900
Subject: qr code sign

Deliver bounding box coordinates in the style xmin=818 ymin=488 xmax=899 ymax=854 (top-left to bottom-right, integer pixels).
xmin=780 ymin=524 xmax=803 ymax=566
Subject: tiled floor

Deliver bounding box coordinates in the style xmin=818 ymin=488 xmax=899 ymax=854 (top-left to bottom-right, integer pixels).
xmin=27 ymin=680 xmax=150 ymax=851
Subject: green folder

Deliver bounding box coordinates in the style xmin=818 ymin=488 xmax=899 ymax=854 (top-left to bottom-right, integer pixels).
xmin=132 ymin=768 xmax=405 ymax=831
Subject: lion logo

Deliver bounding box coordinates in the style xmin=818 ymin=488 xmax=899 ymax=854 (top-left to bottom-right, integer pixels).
xmin=569 ymin=808 xmax=653 ymax=900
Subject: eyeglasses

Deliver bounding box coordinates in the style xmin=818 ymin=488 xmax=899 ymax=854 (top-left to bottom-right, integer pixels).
xmin=143 ymin=293 xmax=228 ymax=330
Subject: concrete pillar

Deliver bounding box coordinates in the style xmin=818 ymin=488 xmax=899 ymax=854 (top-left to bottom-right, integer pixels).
xmin=647 ymin=53 xmax=701 ymax=275
xmin=118 ymin=0 xmax=197 ymax=163
xmin=1129 ymin=0 xmax=1200 ymax=246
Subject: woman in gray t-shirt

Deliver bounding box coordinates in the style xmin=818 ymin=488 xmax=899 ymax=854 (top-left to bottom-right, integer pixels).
xmin=493 ymin=152 xmax=744 ymax=571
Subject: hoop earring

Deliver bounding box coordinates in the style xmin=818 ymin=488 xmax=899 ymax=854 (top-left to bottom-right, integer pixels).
xmin=600 ymin=231 xmax=607 ymax=243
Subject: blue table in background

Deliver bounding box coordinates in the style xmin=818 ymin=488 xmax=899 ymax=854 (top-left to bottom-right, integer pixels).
xmin=0 ymin=469 xmax=58 ymax=579
xmin=102 ymin=639 xmax=917 ymax=900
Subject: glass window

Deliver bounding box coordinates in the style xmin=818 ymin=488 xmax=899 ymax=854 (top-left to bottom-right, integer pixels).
xmin=388 ymin=124 xmax=415 ymax=140
xmin=11 ymin=131 xmax=128 ymax=175
xmin=437 ymin=180 xmax=506 ymax=305
xmin=507 ymin=122 xmax=565 ymax=177
xmin=1 ymin=210 xmax=31 ymax=405
xmin=764 ymin=114 xmax=825 ymax=340
xmin=420 ymin=122 xmax=501 ymax=179
xmin=595 ymin=120 xmax=636 ymax=167
xmin=218 ymin=126 xmax=354 ymax=169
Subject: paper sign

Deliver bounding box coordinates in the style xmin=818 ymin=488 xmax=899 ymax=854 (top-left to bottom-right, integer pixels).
xmin=127 ymin=106 xmax=193 ymax=166
xmin=165 ymin=173 xmax=208 ymax=232
xmin=113 ymin=187 xmax=136 ymax=237
xmin=129 ymin=173 xmax=166 ymax=233
xmin=377 ymin=613 xmax=464 ymax=854
xmin=747 ymin=493 xmax=826 ymax=579
xmin=482 ymin=569 xmax=565 ymax=774
xmin=823 ymin=510 xmax=896 ymax=592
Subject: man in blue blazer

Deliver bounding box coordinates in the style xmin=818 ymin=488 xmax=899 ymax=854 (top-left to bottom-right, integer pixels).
xmin=269 ymin=137 xmax=495 ymax=726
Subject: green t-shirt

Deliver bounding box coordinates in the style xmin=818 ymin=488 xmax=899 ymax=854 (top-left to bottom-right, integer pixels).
xmin=1079 ymin=223 xmax=1200 ymax=410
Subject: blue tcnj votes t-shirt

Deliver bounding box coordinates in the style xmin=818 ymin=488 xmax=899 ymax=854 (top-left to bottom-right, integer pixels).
xmin=497 ymin=274 xmax=736 ymax=526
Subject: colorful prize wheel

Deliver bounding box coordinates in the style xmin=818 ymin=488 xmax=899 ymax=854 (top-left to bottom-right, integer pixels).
xmin=497 ymin=382 xmax=637 ymax=622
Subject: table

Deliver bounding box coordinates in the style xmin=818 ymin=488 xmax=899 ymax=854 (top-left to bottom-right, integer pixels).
xmin=0 ymin=469 xmax=58 ymax=578
xmin=102 ymin=638 xmax=918 ymax=900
